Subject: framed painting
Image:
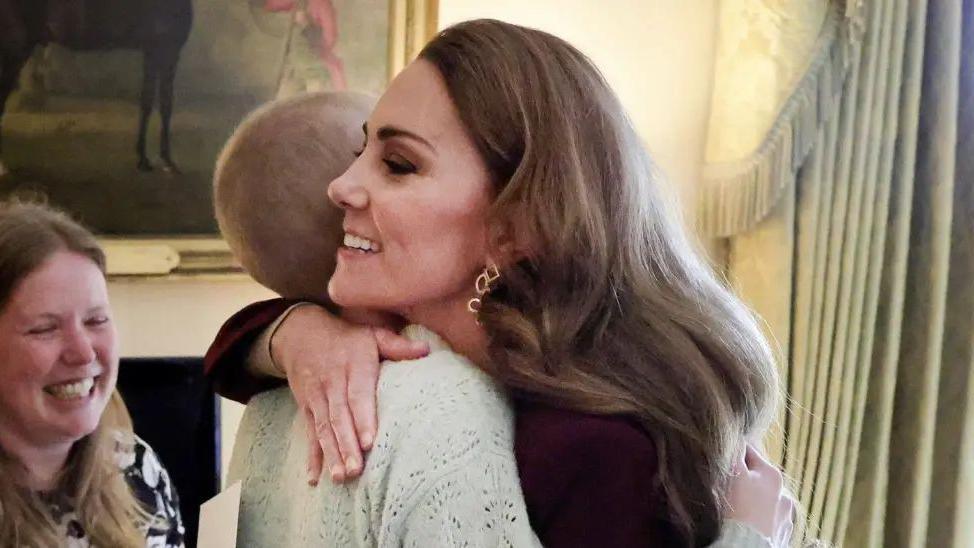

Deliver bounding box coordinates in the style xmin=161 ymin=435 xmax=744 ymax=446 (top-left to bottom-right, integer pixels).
xmin=0 ymin=0 xmax=438 ymax=275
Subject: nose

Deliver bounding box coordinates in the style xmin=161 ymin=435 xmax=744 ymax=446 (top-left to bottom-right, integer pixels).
xmin=328 ymin=164 xmax=369 ymax=210
xmin=62 ymin=324 xmax=96 ymax=366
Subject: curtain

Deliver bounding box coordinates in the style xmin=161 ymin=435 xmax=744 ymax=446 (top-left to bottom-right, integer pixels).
xmin=700 ymin=1 xmax=973 ymax=546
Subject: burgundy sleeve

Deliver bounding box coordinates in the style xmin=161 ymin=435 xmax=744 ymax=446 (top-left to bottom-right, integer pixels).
xmin=203 ymin=298 xmax=299 ymax=403
xmin=516 ymin=404 xmax=679 ymax=547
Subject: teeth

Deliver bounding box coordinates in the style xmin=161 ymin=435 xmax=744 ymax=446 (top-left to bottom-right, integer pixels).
xmin=343 ymin=233 xmax=380 ymax=252
xmin=45 ymin=378 xmax=95 ymax=399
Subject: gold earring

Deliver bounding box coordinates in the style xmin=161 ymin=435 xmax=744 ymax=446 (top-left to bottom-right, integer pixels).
xmin=467 ymin=263 xmax=501 ymax=316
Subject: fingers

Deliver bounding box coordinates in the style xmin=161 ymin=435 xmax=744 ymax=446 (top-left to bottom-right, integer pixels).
xmin=325 ymin=380 xmax=363 ymax=479
xmin=744 ymin=443 xmax=766 ymax=470
xmin=725 ymin=441 xmax=794 ymax=546
xmin=374 ymin=327 xmax=430 ymax=361
xmin=347 ymin=360 xmax=380 ymax=451
xmin=777 ymin=493 xmax=795 ymax=520
xmin=306 ymin=391 xmax=346 ymax=483
xmin=744 ymin=443 xmax=781 ymax=475
xmin=303 ymin=410 xmax=324 ymax=486
xmin=775 ymin=495 xmax=796 ymax=547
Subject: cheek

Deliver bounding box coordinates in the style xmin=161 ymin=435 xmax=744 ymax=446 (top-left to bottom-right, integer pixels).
xmin=383 ymin=180 xmax=491 ymax=248
xmin=93 ymin=332 xmax=119 ymax=378
xmin=386 ymin=197 xmax=489 ymax=273
xmin=0 ymin=340 xmax=57 ymax=384
xmin=0 ymin=342 xmax=53 ymax=414
xmin=93 ymin=329 xmax=118 ymax=360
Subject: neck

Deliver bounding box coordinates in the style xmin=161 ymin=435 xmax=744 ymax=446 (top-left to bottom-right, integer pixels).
xmin=403 ymin=295 xmax=489 ymax=367
xmin=341 ymin=308 xmax=406 ymax=331
xmin=0 ymin=425 xmax=73 ymax=491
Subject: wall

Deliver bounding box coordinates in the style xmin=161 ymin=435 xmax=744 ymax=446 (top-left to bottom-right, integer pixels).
xmin=438 ymin=0 xmax=718 ymax=225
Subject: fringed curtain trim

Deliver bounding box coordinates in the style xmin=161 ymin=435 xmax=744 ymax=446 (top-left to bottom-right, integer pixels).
xmin=698 ymin=2 xmax=866 ymax=238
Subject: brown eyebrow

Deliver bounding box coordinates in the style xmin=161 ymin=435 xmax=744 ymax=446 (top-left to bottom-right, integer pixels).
xmin=363 ymin=122 xmax=435 ymax=152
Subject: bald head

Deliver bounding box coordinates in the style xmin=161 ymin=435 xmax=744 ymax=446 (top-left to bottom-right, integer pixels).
xmin=214 ymin=91 xmax=375 ymax=302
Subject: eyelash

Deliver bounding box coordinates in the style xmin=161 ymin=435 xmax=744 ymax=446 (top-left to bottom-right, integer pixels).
xmin=352 ymin=146 xmax=418 ymax=176
xmin=27 ymin=317 xmax=108 ymax=335
xmin=384 ymin=156 xmax=417 ymax=175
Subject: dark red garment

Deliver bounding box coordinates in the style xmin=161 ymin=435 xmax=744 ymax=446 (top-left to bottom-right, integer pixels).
xmin=203 ymin=298 xmax=298 ymax=402
xmin=204 ymin=299 xmax=678 ymax=547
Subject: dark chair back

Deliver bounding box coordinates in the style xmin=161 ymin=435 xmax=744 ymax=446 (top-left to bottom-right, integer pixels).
xmin=116 ymin=357 xmax=220 ymax=548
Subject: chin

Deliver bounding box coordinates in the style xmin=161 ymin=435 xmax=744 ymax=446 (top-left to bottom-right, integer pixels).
xmin=328 ymin=280 xmax=379 ymax=309
xmin=70 ymin=400 xmax=111 ymax=440
xmin=54 ymin=415 xmax=102 ymax=443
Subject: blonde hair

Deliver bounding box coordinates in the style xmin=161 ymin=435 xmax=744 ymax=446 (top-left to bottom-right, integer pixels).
xmin=421 ymin=21 xmax=781 ymax=546
xmin=214 ymin=91 xmax=375 ymax=302
xmin=0 ymin=199 xmax=149 ymax=547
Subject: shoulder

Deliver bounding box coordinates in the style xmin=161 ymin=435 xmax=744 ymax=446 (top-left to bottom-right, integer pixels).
xmin=113 ymin=431 xmax=186 ymax=543
xmin=113 ymin=431 xmax=167 ymax=485
xmin=114 ymin=432 xmax=176 ymax=503
xmin=378 ymin=348 xmax=512 ymax=427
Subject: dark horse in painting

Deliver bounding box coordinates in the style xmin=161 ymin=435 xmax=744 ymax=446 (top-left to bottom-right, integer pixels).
xmin=0 ymin=0 xmax=193 ymax=174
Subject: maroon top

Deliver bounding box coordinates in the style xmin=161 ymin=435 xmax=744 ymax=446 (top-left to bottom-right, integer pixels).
xmin=204 ymin=299 xmax=680 ymax=547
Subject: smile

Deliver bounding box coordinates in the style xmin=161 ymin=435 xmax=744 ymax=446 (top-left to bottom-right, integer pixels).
xmin=44 ymin=376 xmax=97 ymax=400
xmin=343 ymin=232 xmax=381 ymax=253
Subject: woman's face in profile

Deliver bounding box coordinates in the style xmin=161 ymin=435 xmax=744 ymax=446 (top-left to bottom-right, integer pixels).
xmin=327 ymin=59 xmax=494 ymax=315
xmin=0 ymin=251 xmax=119 ymax=448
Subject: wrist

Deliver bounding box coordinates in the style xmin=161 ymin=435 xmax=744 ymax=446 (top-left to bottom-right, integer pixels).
xmin=270 ymin=303 xmax=335 ymax=374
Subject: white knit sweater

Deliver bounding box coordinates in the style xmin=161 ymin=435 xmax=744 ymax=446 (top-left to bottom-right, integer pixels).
xmin=228 ymin=325 xmax=771 ymax=548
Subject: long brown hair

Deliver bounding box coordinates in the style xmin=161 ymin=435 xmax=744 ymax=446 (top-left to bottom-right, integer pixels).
xmin=0 ymin=199 xmax=149 ymax=547
xmin=421 ymin=20 xmax=780 ymax=546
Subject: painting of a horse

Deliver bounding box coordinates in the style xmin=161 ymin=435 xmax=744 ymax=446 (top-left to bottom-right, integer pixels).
xmin=0 ymin=0 xmax=389 ymax=237
xmin=0 ymin=0 xmax=193 ymax=175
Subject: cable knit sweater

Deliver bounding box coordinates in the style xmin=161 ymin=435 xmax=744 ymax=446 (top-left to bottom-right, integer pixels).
xmin=227 ymin=325 xmax=771 ymax=547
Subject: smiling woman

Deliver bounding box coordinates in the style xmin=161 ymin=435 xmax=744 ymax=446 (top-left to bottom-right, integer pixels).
xmin=328 ymin=60 xmax=494 ymax=351
xmin=0 ymin=199 xmax=184 ymax=547
xmin=214 ymin=19 xmax=792 ymax=548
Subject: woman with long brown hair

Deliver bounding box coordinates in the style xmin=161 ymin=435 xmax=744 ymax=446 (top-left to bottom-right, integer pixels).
xmin=0 ymin=199 xmax=184 ymax=547
xmin=210 ymin=19 xmax=792 ymax=547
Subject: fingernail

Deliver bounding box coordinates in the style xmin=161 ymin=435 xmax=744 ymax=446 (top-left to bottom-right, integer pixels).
xmin=330 ymin=465 xmax=345 ymax=482
xmin=345 ymin=457 xmax=359 ymax=472
xmin=308 ymin=477 xmax=318 ymax=486
xmin=361 ymin=433 xmax=374 ymax=449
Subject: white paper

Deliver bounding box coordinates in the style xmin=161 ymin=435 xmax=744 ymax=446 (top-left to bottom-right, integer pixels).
xmin=197 ymin=481 xmax=241 ymax=548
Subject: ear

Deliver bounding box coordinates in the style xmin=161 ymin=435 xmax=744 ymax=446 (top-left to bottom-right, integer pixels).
xmin=487 ymin=217 xmax=534 ymax=268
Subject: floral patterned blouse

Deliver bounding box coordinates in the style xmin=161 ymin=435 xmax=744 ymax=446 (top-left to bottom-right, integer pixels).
xmin=41 ymin=433 xmax=185 ymax=547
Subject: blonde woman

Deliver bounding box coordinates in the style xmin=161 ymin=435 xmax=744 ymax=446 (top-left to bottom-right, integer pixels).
xmin=0 ymin=200 xmax=184 ymax=547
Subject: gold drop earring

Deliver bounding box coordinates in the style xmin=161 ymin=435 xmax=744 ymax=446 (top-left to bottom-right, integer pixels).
xmin=467 ymin=263 xmax=501 ymax=317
